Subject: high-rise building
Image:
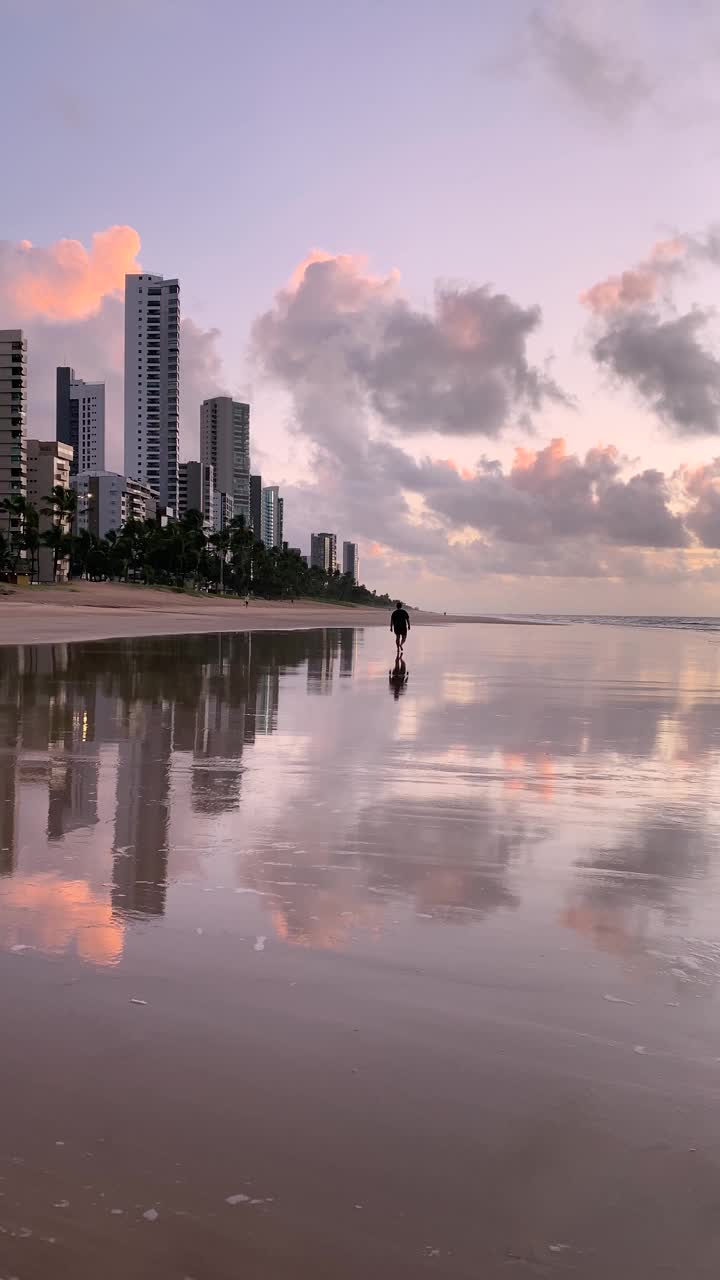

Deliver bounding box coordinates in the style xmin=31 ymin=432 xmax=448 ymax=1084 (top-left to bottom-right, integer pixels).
xmin=56 ymin=367 xmax=105 ymax=475
xmin=342 ymin=541 xmax=359 ymax=582
xmin=27 ymin=439 xmax=74 ymax=582
xmin=277 ymin=496 xmax=284 ymax=549
xmin=250 ymin=473 xmax=262 ymax=538
xmin=200 ymin=397 xmax=250 ymax=526
xmin=0 ymin=331 xmax=28 ymax=529
xmin=310 ymin=531 xmax=337 ymax=573
xmin=124 ymin=273 xmax=180 ymax=511
xmin=72 ymin=471 xmax=158 ymax=538
xmin=213 ymin=490 xmax=234 ymax=531
xmin=178 ymin=460 xmax=214 ymax=525
xmin=261 ymin=484 xmax=282 ymax=548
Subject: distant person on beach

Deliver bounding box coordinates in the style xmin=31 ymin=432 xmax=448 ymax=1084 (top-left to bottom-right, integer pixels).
xmin=390 ymin=601 xmax=410 ymax=652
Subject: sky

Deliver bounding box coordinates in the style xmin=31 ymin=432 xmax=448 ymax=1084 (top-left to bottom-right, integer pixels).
xmin=4 ymin=0 xmax=720 ymax=612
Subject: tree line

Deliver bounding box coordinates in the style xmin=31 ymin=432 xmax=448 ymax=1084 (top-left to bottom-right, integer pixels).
xmin=0 ymin=488 xmax=392 ymax=605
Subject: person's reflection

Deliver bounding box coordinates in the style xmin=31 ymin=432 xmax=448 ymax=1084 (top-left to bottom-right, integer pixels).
xmin=388 ymin=655 xmax=409 ymax=699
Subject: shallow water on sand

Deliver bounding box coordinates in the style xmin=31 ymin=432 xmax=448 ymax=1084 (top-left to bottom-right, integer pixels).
xmin=3 ymin=623 xmax=720 ymax=1277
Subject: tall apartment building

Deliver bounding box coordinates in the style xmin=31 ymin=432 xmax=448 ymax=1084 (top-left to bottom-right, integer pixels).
xmin=213 ymin=491 xmax=234 ymax=531
xmin=72 ymin=471 xmax=158 ymax=538
xmin=200 ymin=398 xmax=250 ymax=526
xmin=310 ymin=531 xmax=337 ymax=573
xmin=124 ymin=273 xmax=180 ymax=511
xmin=261 ymin=484 xmax=282 ymax=549
xmin=27 ymin=439 xmax=74 ymax=582
xmin=0 ymin=330 xmax=28 ymax=528
xmin=342 ymin=541 xmax=359 ymax=582
xmin=250 ymin=473 xmax=262 ymax=538
xmin=178 ymin=461 xmax=214 ymax=526
xmin=56 ymin=367 xmax=105 ymax=475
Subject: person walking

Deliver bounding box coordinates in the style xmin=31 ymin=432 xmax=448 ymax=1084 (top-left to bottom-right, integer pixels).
xmin=390 ymin=601 xmax=410 ymax=653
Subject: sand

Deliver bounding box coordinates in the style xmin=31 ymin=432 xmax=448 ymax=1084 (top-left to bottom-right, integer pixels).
xmin=2 ymin=620 xmax=720 ymax=1278
xmin=0 ymin=580 xmax=473 ymax=646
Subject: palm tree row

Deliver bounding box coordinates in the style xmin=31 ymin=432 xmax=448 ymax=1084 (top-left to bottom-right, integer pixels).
xmin=0 ymin=487 xmax=77 ymax=583
xmin=0 ymin=488 xmax=392 ymax=605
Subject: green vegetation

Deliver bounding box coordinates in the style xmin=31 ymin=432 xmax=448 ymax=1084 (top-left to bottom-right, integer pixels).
xmin=0 ymin=489 xmax=392 ymax=606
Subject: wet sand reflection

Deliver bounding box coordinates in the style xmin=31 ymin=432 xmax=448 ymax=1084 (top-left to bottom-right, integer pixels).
xmin=3 ymin=623 xmax=720 ymax=1277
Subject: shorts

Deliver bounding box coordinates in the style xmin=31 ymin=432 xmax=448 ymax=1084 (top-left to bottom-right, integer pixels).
xmin=393 ymin=629 xmax=407 ymax=641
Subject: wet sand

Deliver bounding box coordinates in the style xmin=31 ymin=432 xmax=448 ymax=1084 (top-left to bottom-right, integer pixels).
xmin=0 ymin=581 xmax=486 ymax=647
xmin=2 ymin=622 xmax=720 ymax=1277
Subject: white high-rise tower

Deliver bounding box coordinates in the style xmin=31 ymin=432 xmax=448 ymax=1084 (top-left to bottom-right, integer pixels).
xmin=124 ymin=273 xmax=180 ymax=511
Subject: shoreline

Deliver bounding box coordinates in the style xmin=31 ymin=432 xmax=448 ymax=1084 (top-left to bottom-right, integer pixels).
xmin=0 ymin=581 xmax=525 ymax=648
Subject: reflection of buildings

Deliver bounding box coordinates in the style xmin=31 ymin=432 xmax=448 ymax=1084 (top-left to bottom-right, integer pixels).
xmin=307 ymin=628 xmax=354 ymax=694
xmin=255 ymin=669 xmax=280 ymax=735
xmin=112 ymin=702 xmax=172 ymax=915
xmin=339 ymin=629 xmax=355 ymax=678
xmin=0 ymin=648 xmax=22 ymax=876
xmin=0 ymin=628 xmax=360 ymax=930
xmin=48 ymin=753 xmax=99 ymax=840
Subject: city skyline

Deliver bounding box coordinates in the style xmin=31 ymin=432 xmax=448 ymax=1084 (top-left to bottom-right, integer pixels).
xmin=5 ymin=3 xmax=720 ymax=611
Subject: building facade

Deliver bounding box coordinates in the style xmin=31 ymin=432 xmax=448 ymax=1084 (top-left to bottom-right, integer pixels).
xmin=310 ymin=531 xmax=337 ymax=573
xmin=178 ymin=460 xmax=214 ymax=526
xmin=27 ymin=439 xmax=74 ymax=582
xmin=0 ymin=331 xmax=28 ymax=540
xmin=56 ymin=367 xmax=105 ymax=476
xmin=261 ymin=484 xmax=282 ymax=549
xmin=213 ymin=490 xmax=234 ymax=531
xmin=200 ymin=398 xmax=250 ymax=526
xmin=124 ymin=273 xmax=180 ymax=511
xmin=72 ymin=471 xmax=158 ymax=539
xmin=250 ymin=473 xmax=262 ymax=538
xmin=342 ymin=541 xmax=359 ymax=582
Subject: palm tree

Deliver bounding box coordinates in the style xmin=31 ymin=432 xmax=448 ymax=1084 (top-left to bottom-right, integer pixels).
xmin=209 ymin=528 xmax=231 ymax=592
xmin=0 ymin=494 xmax=31 ymax=574
xmin=41 ymin=485 xmax=77 ymax=582
xmin=24 ymin=508 xmax=40 ymax=584
xmin=70 ymin=527 xmax=96 ymax=580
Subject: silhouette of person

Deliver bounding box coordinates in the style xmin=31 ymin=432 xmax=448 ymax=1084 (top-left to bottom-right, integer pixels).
xmin=388 ymin=655 xmax=409 ymax=699
xmin=390 ymin=600 xmax=410 ymax=653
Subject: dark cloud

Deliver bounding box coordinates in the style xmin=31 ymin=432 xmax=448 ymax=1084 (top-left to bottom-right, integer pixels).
xmin=378 ymin=439 xmax=688 ymax=550
xmin=255 ymin=254 xmax=715 ymax=584
xmin=681 ymin=458 xmax=720 ymax=546
xmin=582 ymin=229 xmax=720 ymax=438
xmin=593 ymin=309 xmax=720 ymax=437
xmin=528 ymin=5 xmax=654 ymax=123
xmin=254 ymin=253 xmax=565 ymax=440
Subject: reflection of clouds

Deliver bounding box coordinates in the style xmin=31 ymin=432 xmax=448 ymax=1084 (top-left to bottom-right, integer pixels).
xmin=4 ymin=621 xmax=720 ymax=976
xmin=269 ymin=894 xmax=383 ymax=950
xmin=240 ymin=788 xmax=530 ymax=947
xmin=563 ymin=815 xmax=712 ymax=967
xmin=348 ymin=795 xmax=524 ymax=924
xmin=2 ymin=874 xmax=123 ymax=965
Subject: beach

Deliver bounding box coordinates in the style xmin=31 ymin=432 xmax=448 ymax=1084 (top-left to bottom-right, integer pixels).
xmin=0 ymin=581 xmax=483 ymax=647
xmin=2 ymin=618 xmax=720 ymax=1277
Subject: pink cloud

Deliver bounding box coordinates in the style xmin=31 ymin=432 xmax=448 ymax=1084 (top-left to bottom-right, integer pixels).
xmin=0 ymin=225 xmax=142 ymax=321
xmin=580 ymin=237 xmax=686 ymax=314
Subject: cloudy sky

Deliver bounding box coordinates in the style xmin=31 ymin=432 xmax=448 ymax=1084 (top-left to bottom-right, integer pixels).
xmin=4 ymin=0 xmax=720 ymax=613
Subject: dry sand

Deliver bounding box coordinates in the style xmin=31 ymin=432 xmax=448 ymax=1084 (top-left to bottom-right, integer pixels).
xmin=0 ymin=580 xmax=495 ymax=647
